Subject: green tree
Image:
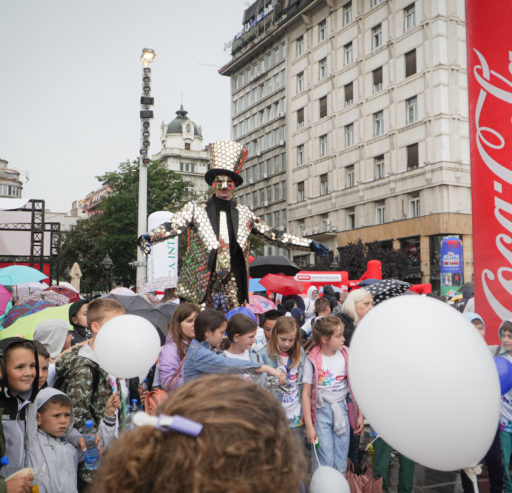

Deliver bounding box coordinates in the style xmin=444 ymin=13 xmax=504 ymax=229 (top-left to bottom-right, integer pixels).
xmin=61 ymin=160 xmax=189 ymax=292
xmin=337 ymin=239 xmax=408 ymax=280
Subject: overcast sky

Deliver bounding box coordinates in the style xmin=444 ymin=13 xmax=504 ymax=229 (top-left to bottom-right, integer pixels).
xmin=0 ymin=1 xmax=248 ymax=212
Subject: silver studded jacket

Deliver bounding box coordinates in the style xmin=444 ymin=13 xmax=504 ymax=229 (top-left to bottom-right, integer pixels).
xmin=147 ymin=197 xmax=312 ymax=304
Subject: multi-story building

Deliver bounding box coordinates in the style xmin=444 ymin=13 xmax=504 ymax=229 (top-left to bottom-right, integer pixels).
xmin=70 ymin=184 xmax=111 ymax=218
xmin=220 ymin=0 xmax=472 ymax=291
xmin=0 ymin=159 xmax=23 ymax=198
xmin=153 ymin=105 xmax=209 ymax=199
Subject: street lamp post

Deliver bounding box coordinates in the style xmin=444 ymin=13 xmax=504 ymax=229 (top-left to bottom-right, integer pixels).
xmin=136 ymin=48 xmax=156 ymax=292
xmin=101 ymin=254 xmax=114 ymax=292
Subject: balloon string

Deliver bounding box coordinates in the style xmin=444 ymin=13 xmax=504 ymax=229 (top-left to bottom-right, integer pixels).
xmin=463 ymin=465 xmax=482 ymax=493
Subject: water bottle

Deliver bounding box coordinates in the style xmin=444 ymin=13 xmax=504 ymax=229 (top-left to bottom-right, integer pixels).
xmin=83 ymin=420 xmax=100 ymax=470
xmin=124 ymin=398 xmax=139 ymax=431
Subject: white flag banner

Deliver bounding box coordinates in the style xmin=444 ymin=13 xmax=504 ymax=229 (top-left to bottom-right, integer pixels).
xmin=147 ymin=211 xmax=179 ymax=283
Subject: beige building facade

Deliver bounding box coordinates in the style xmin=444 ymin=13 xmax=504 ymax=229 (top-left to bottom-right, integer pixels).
xmin=153 ymin=105 xmax=209 ymax=199
xmin=220 ymin=0 xmax=472 ymax=291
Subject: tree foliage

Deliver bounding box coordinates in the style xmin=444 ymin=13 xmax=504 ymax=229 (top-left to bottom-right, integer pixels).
xmin=337 ymin=240 xmax=408 ymax=280
xmin=60 ymin=160 xmax=189 ymax=293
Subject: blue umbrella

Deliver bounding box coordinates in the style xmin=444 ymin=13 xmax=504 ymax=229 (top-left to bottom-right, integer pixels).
xmin=249 ymin=278 xmax=265 ymax=292
xmin=0 ymin=265 xmax=48 ymax=285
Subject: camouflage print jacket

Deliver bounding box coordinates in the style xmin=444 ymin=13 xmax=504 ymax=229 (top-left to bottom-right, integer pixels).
xmin=55 ymin=344 xmax=112 ymax=433
xmin=148 ymin=196 xmax=312 ymax=304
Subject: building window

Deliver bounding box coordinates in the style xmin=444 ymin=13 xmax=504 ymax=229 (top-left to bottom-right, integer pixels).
xmin=343 ymin=2 xmax=352 ymax=25
xmin=344 ymin=42 xmax=353 ymax=65
xmin=185 ymin=142 xmax=191 ymax=150
xmin=371 ymin=0 xmax=383 ymax=5
xmin=282 ymin=181 xmax=287 ymax=199
xmin=346 ymin=165 xmax=355 ymax=188
xmin=347 ymin=208 xmax=355 ymax=229
xmin=274 ymin=183 xmax=281 ymax=201
xmin=267 ymin=186 xmax=272 ymax=202
xmin=373 ymin=110 xmax=384 ymax=137
xmin=319 ymin=57 xmax=328 ymax=80
xmin=372 ymin=24 xmax=382 ymax=49
xmin=345 ymin=123 xmax=354 ymax=147
xmin=410 ymin=192 xmax=420 ymax=217
xmin=297 ymin=72 xmax=304 ymax=92
xmin=344 ymin=82 xmax=353 ymax=106
xmin=320 ymin=174 xmax=328 ymax=195
xmin=318 ymin=20 xmax=327 ymax=42
xmin=319 ymin=134 xmax=328 ymax=157
xmin=297 ymin=144 xmax=305 ymax=166
xmin=376 ymin=200 xmax=385 ymax=224
xmin=405 ymin=49 xmax=417 ymax=77
xmin=298 ymin=181 xmax=305 ymax=201
xmin=407 ymin=143 xmax=419 ymax=169
xmin=296 ymin=36 xmax=304 ymax=57
xmin=375 ymin=155 xmax=384 ymax=179
xmin=319 ymin=96 xmax=327 ymax=118
xmin=405 ymin=3 xmax=416 ymax=31
xmin=373 ymin=66 xmax=383 ymax=92
xmin=406 ymin=96 xmax=418 ymax=124
xmin=297 ymin=108 xmax=304 ymax=128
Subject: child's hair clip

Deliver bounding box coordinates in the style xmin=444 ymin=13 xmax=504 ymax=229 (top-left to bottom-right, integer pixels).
xmin=132 ymin=411 xmax=203 ymax=437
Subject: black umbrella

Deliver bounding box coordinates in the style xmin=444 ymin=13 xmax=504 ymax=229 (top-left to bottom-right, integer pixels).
xmin=364 ymin=279 xmax=412 ymax=306
xmin=458 ymin=281 xmax=474 ymax=296
xmin=249 ymin=255 xmax=302 ymax=278
xmin=103 ymin=294 xmax=176 ymax=345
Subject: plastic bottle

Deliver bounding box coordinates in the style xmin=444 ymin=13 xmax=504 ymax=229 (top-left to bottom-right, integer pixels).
xmin=83 ymin=420 xmax=100 ymax=470
xmin=124 ymin=398 xmax=139 ymax=431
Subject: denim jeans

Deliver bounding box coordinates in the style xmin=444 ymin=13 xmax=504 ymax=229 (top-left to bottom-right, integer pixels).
xmin=312 ymin=400 xmax=350 ymax=474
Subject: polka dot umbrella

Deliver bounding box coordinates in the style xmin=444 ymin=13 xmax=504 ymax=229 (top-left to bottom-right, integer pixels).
xmin=364 ymin=279 xmax=412 ymax=306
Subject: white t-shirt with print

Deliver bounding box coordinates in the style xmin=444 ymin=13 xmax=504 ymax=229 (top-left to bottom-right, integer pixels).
xmin=278 ymin=354 xmax=303 ymax=428
xmin=223 ymin=350 xmax=253 ymax=380
xmin=303 ymin=351 xmax=348 ymax=403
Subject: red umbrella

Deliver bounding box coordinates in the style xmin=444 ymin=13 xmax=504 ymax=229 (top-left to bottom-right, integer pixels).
xmin=43 ymin=285 xmax=81 ymax=303
xmin=259 ymin=274 xmax=305 ymax=296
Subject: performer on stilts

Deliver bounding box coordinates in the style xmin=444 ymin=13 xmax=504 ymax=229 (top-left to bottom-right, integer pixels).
xmin=138 ymin=140 xmax=328 ymax=312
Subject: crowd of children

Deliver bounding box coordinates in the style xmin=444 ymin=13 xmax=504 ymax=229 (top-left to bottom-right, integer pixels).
xmin=0 ymin=285 xmax=510 ymax=493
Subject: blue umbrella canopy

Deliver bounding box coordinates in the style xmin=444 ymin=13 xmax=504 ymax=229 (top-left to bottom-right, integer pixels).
xmin=0 ymin=265 xmax=48 ymax=285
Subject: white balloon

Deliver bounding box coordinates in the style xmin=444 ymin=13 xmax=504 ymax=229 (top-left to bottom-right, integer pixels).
xmin=94 ymin=314 xmax=161 ymax=379
xmin=348 ymin=295 xmax=500 ymax=471
xmin=310 ymin=466 xmax=350 ymax=493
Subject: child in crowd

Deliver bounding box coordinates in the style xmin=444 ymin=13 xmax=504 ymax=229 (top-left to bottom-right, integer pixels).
xmin=92 ymin=375 xmax=307 ymax=493
xmin=496 ymin=319 xmax=512 ymax=492
xmin=32 ymin=341 xmax=50 ymax=389
xmin=457 ymin=312 xmax=503 ymax=493
xmin=222 ymin=314 xmax=260 ymax=379
xmin=0 ymin=338 xmax=39 ymax=479
xmin=68 ymin=299 xmax=90 ymax=346
xmin=261 ymin=310 xmax=282 ymax=344
xmin=302 ymin=315 xmax=363 ymax=474
xmin=56 ymin=297 xmax=124 ymax=490
xmin=303 ymin=286 xmax=319 ymax=334
xmin=159 ymin=302 xmax=199 ymax=391
xmin=26 ymin=387 xmax=118 ymax=493
xmin=183 ymin=309 xmax=285 ymax=384
xmin=259 ymin=316 xmax=306 ymax=439
xmin=0 ymin=341 xmax=34 ymax=493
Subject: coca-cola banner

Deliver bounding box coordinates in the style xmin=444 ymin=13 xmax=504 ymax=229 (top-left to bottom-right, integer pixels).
xmin=466 ymin=2 xmax=512 ymax=344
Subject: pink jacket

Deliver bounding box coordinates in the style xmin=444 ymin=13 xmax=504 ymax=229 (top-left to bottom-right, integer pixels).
xmin=307 ymin=345 xmax=360 ymax=427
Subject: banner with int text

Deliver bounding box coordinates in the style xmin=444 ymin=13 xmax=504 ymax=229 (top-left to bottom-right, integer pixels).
xmin=466 ymin=1 xmax=512 ymax=344
xmin=147 ymin=211 xmax=178 ymax=284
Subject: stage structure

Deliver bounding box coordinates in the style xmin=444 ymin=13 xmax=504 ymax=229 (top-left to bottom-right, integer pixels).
xmin=0 ymin=199 xmax=61 ymax=284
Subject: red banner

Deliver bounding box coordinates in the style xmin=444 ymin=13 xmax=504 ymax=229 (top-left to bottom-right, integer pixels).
xmin=466 ymin=1 xmax=512 ymax=344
